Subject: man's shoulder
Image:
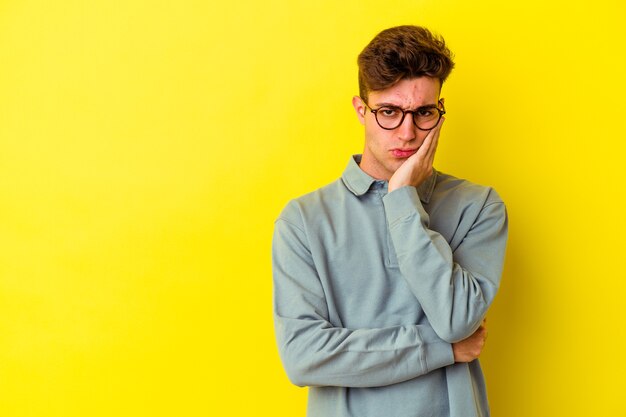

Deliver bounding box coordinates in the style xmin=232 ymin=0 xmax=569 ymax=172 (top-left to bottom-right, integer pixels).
xmin=434 ymin=170 xmax=504 ymax=207
xmin=295 ymin=178 xmax=347 ymax=205
xmin=275 ymin=178 xmax=347 ymax=227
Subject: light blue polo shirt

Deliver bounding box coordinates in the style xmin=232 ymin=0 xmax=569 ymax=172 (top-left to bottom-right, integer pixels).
xmin=273 ymin=155 xmax=508 ymax=417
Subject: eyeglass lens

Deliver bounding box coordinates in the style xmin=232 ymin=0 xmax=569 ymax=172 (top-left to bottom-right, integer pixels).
xmin=375 ymin=106 xmax=442 ymax=130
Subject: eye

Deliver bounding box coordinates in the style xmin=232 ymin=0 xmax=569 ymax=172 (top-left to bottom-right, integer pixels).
xmin=417 ymin=108 xmax=435 ymax=117
xmin=378 ymin=107 xmax=401 ymax=118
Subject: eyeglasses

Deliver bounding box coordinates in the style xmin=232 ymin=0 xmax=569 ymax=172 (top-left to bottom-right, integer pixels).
xmin=361 ymin=98 xmax=446 ymax=131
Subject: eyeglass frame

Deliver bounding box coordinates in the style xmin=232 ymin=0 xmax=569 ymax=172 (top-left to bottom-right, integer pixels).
xmin=360 ymin=97 xmax=446 ymax=131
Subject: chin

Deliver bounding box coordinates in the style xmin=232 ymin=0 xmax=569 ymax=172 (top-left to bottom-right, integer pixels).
xmin=387 ymin=160 xmax=404 ymax=173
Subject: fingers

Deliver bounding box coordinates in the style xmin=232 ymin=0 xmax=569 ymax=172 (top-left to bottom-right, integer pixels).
xmin=413 ymin=116 xmax=444 ymax=161
xmin=425 ymin=116 xmax=444 ymax=161
xmin=478 ymin=322 xmax=488 ymax=343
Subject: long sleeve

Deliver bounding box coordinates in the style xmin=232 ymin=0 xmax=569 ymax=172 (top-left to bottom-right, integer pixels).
xmin=272 ymin=213 xmax=455 ymax=388
xmin=382 ymin=185 xmax=509 ymax=343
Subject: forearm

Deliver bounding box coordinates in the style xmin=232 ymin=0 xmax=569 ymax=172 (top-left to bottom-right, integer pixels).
xmin=274 ymin=313 xmax=454 ymax=388
xmin=383 ymin=186 xmax=508 ymax=343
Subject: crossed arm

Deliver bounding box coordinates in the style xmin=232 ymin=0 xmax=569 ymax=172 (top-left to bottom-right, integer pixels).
xmin=274 ymin=217 xmax=456 ymax=388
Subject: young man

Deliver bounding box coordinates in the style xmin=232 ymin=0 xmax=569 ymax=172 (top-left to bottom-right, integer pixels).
xmin=272 ymin=25 xmax=508 ymax=417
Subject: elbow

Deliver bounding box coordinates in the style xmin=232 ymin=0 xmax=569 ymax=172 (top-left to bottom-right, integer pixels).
xmin=275 ymin=319 xmax=326 ymax=387
xmin=436 ymin=329 xmax=471 ymax=344
xmin=283 ymin=359 xmax=324 ymax=388
xmin=279 ymin=345 xmax=314 ymax=387
xmin=429 ymin=299 xmax=491 ymax=343
xmin=283 ymin=365 xmax=308 ymax=387
xmin=431 ymin=321 xmax=482 ymax=344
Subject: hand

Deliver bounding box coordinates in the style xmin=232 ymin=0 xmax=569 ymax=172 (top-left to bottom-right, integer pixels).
xmin=388 ymin=117 xmax=444 ymax=192
xmin=452 ymin=319 xmax=487 ymax=363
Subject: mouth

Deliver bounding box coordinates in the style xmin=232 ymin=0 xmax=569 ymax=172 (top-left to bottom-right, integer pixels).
xmin=390 ymin=148 xmax=418 ymax=158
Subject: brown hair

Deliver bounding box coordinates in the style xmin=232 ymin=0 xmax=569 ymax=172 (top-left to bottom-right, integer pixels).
xmin=357 ymin=25 xmax=455 ymax=99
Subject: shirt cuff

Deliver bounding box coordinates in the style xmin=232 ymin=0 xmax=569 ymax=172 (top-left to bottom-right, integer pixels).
xmin=418 ymin=325 xmax=455 ymax=372
xmin=382 ymin=186 xmax=429 ymax=227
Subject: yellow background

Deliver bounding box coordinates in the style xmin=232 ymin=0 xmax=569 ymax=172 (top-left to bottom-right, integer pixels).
xmin=1 ymin=0 xmax=625 ymax=416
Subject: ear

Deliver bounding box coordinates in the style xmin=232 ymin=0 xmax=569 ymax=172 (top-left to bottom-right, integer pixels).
xmin=439 ymin=97 xmax=445 ymax=107
xmin=352 ymin=96 xmax=366 ymax=126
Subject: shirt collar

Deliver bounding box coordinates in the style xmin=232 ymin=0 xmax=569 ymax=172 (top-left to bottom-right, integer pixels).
xmin=341 ymin=155 xmax=437 ymax=204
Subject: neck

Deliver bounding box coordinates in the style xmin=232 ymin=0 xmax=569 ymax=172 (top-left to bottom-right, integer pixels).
xmin=358 ymin=153 xmax=393 ymax=181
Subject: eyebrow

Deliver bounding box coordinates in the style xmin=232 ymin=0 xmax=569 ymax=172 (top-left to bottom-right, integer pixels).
xmin=373 ymin=102 xmax=439 ymax=110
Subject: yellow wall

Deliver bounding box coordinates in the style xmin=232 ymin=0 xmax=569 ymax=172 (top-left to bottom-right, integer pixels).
xmin=1 ymin=1 xmax=625 ymax=416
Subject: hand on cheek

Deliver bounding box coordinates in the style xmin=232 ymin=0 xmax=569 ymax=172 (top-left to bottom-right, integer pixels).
xmin=388 ymin=117 xmax=444 ymax=192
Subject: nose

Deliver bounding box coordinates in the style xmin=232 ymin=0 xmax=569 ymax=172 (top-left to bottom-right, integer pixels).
xmin=396 ymin=112 xmax=416 ymax=142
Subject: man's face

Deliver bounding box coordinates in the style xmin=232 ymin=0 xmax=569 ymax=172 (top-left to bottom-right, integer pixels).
xmin=352 ymin=76 xmax=442 ymax=181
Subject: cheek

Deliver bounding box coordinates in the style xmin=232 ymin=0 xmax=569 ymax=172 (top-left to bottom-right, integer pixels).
xmin=367 ymin=129 xmax=390 ymax=147
xmin=364 ymin=127 xmax=379 ymax=147
xmin=367 ymin=134 xmax=386 ymax=154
